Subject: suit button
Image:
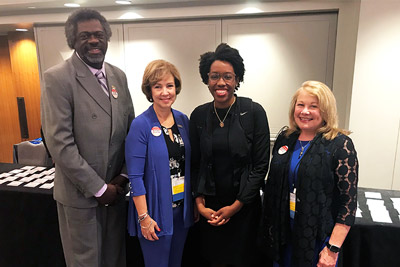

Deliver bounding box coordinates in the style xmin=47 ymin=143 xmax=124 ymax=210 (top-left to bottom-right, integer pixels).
xmin=108 ymin=164 xmax=112 ymax=168
xmin=92 ymin=114 xmax=97 ymax=119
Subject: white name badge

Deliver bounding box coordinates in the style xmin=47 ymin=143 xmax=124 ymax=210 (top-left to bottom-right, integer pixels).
xmin=290 ymin=191 xmax=296 ymax=219
xmin=172 ymin=175 xmax=185 ymax=202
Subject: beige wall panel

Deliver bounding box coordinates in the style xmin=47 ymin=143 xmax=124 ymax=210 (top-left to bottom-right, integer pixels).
xmin=222 ymin=13 xmax=337 ymax=136
xmin=349 ymin=1 xmax=400 ymax=190
xmin=123 ymin=20 xmax=221 ymax=116
xmin=393 ymin=120 xmax=400 ymax=190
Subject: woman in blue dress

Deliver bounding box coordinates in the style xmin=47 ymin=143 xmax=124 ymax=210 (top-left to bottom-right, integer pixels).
xmin=125 ymin=60 xmax=193 ymax=267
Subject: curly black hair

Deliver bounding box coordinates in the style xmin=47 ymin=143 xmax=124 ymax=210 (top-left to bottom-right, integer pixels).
xmin=65 ymin=8 xmax=112 ymax=50
xmin=199 ymin=43 xmax=245 ymax=90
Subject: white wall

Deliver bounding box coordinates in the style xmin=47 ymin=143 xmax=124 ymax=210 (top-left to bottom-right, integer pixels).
xmin=1 ymin=0 xmax=361 ymax=129
xmin=35 ymin=13 xmax=338 ymax=137
xmin=349 ymin=0 xmax=400 ymax=190
xmin=122 ymin=20 xmax=222 ymax=116
xmin=221 ymin=14 xmax=337 ymax=135
xmin=10 ymin=0 xmax=393 ymax=187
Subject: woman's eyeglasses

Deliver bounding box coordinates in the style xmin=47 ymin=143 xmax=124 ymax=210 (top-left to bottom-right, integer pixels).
xmin=208 ymin=72 xmax=236 ymax=82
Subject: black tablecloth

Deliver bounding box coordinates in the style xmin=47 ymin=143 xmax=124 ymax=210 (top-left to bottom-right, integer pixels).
xmin=0 ymin=163 xmax=65 ymax=267
xmin=0 ymin=163 xmax=145 ymax=267
xmin=1 ymin=163 xmax=400 ymax=267
xmin=341 ymin=187 xmax=400 ymax=267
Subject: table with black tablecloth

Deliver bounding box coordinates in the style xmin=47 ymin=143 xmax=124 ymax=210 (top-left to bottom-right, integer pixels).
xmin=341 ymin=187 xmax=400 ymax=267
xmin=0 ymin=163 xmax=144 ymax=267
xmin=1 ymin=162 xmax=400 ymax=267
xmin=0 ymin=163 xmax=65 ymax=267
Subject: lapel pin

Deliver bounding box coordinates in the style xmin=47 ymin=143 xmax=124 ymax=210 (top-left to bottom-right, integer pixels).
xmin=111 ymin=85 xmax=118 ymax=99
xmin=151 ymin=126 xmax=162 ymax=137
xmin=278 ymin=145 xmax=289 ymax=155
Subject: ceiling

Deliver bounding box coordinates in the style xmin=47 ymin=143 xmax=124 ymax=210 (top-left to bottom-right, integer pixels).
xmin=0 ymin=0 xmax=268 ymax=34
xmin=0 ymin=0 xmax=188 ymax=12
xmin=0 ymin=0 xmax=262 ymax=14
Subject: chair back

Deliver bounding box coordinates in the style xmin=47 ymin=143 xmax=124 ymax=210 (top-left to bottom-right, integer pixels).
xmin=13 ymin=141 xmax=53 ymax=166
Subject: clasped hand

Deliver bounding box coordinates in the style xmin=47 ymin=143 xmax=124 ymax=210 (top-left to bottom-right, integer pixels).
xmin=207 ymin=206 xmax=235 ymax=226
xmin=96 ymin=175 xmax=128 ymax=206
xmin=196 ymin=197 xmax=242 ymax=226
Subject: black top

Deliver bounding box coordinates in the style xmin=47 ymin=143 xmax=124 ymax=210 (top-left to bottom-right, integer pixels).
xmin=262 ymin=130 xmax=359 ymax=266
xmin=161 ymin=123 xmax=185 ymax=204
xmin=189 ymin=97 xmax=270 ymax=265
xmin=212 ymin=105 xmax=236 ymax=205
xmin=190 ymin=96 xmax=270 ymax=205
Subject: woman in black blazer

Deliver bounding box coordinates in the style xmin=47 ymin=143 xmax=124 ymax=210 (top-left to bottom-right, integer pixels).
xmin=262 ymin=81 xmax=359 ymax=267
xmin=190 ymin=43 xmax=270 ymax=267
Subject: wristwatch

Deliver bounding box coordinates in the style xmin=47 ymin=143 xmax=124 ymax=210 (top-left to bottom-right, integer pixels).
xmin=326 ymin=243 xmax=340 ymax=253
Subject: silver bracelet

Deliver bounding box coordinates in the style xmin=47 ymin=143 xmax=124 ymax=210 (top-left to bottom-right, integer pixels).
xmin=138 ymin=211 xmax=148 ymax=218
xmin=138 ymin=212 xmax=148 ymax=223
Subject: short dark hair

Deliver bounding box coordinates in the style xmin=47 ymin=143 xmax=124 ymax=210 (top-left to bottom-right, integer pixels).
xmin=65 ymin=8 xmax=112 ymax=49
xmin=142 ymin=59 xmax=182 ymax=102
xmin=199 ymin=43 xmax=245 ymax=90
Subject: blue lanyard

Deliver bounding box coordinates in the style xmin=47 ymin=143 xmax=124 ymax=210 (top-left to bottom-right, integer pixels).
xmin=288 ymin=140 xmax=310 ymax=192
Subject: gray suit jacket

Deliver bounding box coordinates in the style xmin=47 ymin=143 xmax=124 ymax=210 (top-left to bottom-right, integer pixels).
xmin=41 ymin=53 xmax=135 ymax=208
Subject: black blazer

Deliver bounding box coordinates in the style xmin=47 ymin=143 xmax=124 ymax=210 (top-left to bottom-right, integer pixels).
xmin=190 ymin=96 xmax=270 ymax=205
xmin=262 ymin=130 xmax=358 ymax=266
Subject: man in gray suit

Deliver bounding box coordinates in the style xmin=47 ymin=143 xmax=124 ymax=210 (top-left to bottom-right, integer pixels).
xmin=41 ymin=9 xmax=135 ymax=267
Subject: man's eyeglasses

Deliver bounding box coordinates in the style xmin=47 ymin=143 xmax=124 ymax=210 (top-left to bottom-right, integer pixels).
xmin=78 ymin=31 xmax=106 ymax=41
xmin=208 ymin=72 xmax=236 ymax=83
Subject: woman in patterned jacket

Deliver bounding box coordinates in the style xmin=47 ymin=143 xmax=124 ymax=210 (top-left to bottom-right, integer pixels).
xmin=262 ymin=81 xmax=359 ymax=267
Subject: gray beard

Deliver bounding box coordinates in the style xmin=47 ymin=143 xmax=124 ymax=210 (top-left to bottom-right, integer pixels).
xmin=86 ymin=53 xmax=105 ymax=64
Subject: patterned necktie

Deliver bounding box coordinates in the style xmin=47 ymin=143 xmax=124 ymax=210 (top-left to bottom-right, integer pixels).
xmin=95 ymin=70 xmax=110 ymax=97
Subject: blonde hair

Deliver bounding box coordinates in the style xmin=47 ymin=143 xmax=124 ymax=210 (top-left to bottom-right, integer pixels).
xmin=286 ymin=80 xmax=350 ymax=140
xmin=141 ymin=59 xmax=182 ymax=102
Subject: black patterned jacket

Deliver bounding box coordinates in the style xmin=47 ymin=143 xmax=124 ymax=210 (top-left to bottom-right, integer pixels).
xmin=262 ymin=130 xmax=358 ymax=267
